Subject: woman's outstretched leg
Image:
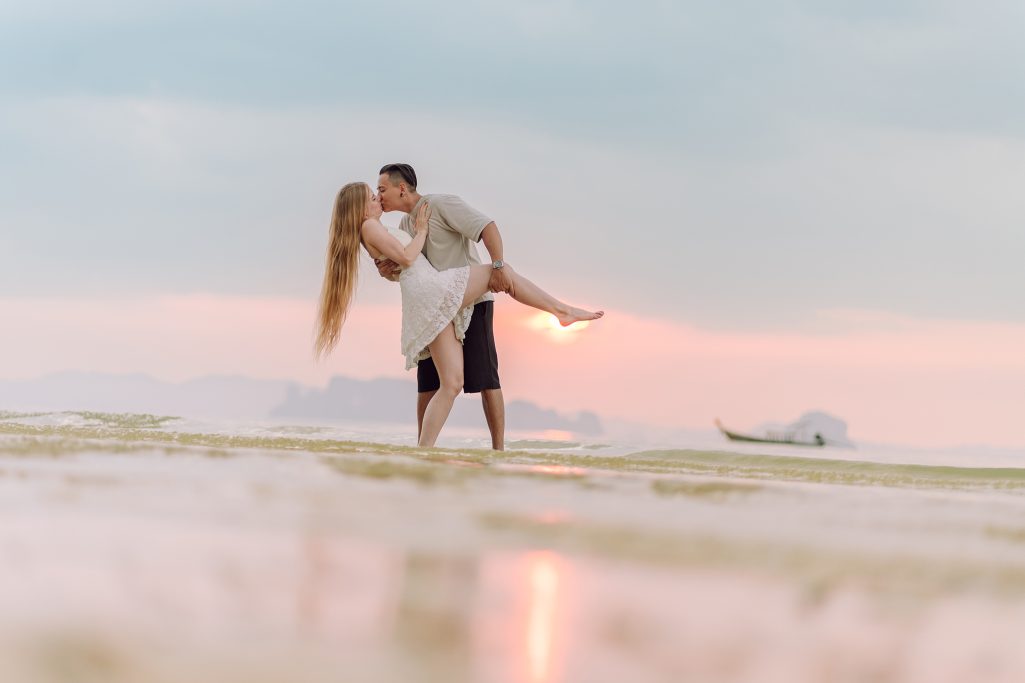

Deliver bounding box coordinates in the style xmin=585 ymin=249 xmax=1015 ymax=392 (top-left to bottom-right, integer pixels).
xmin=418 ymin=324 xmax=464 ymax=448
xmin=461 ymin=265 xmax=603 ymax=326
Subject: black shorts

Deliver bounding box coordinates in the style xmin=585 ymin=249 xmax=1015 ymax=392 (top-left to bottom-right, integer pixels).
xmin=417 ymin=301 xmax=501 ymax=394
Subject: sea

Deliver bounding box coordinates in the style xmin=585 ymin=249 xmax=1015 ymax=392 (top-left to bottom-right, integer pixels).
xmin=3 ymin=409 xmax=1025 ymax=683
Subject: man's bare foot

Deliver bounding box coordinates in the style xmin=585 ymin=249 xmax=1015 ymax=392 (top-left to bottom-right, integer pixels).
xmin=557 ymin=308 xmax=604 ymax=327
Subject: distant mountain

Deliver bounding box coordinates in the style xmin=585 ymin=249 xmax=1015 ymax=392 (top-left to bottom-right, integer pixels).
xmin=0 ymin=371 xmax=297 ymax=418
xmin=271 ymin=375 xmax=603 ymax=435
xmin=0 ymin=372 xmax=603 ymax=435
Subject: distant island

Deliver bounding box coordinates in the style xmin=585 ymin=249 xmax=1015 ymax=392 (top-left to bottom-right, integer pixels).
xmin=0 ymin=371 xmax=603 ymax=435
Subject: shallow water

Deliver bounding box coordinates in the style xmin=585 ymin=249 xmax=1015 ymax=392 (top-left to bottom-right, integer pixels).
xmin=4 ymin=411 xmax=1025 ymax=682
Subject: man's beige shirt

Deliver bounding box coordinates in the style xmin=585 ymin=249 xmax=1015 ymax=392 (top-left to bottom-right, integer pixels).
xmin=399 ymin=194 xmax=494 ymax=304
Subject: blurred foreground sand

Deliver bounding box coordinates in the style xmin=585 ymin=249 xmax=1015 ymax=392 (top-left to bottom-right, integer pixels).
xmin=4 ymin=426 xmax=1025 ymax=683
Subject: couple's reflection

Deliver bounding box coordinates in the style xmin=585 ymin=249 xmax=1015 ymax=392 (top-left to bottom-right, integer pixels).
xmin=390 ymin=550 xmax=566 ymax=683
xmin=392 ymin=552 xmax=477 ymax=679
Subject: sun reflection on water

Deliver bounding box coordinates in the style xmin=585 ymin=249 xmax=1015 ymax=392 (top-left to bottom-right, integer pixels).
xmin=525 ymin=551 xmax=565 ymax=683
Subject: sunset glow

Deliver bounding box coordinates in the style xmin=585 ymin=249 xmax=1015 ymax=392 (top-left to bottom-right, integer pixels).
xmin=527 ymin=313 xmax=590 ymax=344
xmin=2 ymin=295 xmax=1025 ymax=447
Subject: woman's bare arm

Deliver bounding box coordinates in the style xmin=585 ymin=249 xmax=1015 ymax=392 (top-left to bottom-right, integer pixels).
xmin=361 ymin=203 xmax=432 ymax=268
xmin=361 ymin=220 xmax=424 ymax=267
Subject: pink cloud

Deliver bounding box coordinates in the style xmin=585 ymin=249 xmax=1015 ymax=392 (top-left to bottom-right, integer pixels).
xmin=492 ymin=307 xmax=1025 ymax=448
xmin=1 ymin=295 xmax=1023 ymax=448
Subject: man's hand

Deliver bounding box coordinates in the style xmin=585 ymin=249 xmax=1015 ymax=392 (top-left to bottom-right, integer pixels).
xmin=488 ymin=266 xmax=515 ymax=296
xmin=375 ymin=258 xmax=401 ymax=282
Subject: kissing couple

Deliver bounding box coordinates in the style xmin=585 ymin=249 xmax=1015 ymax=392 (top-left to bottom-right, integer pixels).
xmin=315 ymin=163 xmax=603 ymax=449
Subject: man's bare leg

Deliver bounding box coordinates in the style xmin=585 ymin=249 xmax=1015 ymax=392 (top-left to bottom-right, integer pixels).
xmin=417 ymin=390 xmax=437 ymax=442
xmin=481 ymin=388 xmax=505 ymax=451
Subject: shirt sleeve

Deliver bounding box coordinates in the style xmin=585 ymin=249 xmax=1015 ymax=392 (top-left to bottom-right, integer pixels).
xmin=397 ymin=214 xmax=414 ymax=237
xmin=434 ymin=195 xmax=492 ymax=242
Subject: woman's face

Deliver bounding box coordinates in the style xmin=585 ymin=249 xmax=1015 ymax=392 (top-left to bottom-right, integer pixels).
xmin=364 ymin=188 xmax=383 ymax=219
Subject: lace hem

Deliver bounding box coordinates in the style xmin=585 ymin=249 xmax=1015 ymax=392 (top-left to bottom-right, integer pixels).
xmin=402 ymin=266 xmax=473 ymax=370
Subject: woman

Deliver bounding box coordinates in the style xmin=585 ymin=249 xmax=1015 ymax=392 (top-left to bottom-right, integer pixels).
xmin=315 ymin=182 xmax=603 ymax=447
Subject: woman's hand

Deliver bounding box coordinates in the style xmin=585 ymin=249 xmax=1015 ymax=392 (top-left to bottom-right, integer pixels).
xmin=414 ymin=202 xmax=432 ymax=234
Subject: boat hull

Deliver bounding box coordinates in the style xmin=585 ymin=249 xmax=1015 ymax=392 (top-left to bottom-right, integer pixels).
xmin=715 ymin=420 xmax=825 ymax=447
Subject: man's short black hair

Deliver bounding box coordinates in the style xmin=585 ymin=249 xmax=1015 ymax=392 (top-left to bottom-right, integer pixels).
xmin=379 ymin=163 xmax=417 ymax=190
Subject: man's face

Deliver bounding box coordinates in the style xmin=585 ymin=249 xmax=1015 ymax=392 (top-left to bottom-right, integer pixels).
xmin=377 ymin=173 xmax=403 ymax=212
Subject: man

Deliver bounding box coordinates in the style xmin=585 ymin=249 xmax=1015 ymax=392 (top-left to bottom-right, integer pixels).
xmin=375 ymin=163 xmax=511 ymax=451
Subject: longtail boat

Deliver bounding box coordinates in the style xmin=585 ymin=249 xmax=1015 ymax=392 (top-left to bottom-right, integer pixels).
xmin=715 ymin=419 xmax=825 ymax=447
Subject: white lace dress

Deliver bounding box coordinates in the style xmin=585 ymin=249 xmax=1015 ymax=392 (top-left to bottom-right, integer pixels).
xmin=389 ymin=229 xmax=474 ymax=370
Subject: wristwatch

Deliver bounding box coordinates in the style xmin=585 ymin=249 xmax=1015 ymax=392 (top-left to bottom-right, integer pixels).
xmin=492 ymin=259 xmax=505 ymax=270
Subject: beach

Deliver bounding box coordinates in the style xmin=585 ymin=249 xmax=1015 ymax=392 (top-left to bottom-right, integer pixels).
xmin=4 ymin=411 xmax=1025 ymax=683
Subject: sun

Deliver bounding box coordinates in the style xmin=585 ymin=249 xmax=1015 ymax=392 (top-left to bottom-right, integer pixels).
xmin=527 ymin=312 xmax=590 ymax=343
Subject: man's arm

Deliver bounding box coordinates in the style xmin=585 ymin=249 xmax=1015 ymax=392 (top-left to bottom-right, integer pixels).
xmin=432 ymin=196 xmax=512 ymax=294
xmin=375 ymin=258 xmax=402 ymax=282
xmin=480 ymin=222 xmax=514 ymax=295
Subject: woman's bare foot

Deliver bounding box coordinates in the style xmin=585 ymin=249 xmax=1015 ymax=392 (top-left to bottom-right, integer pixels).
xmin=557 ymin=307 xmax=604 ymax=327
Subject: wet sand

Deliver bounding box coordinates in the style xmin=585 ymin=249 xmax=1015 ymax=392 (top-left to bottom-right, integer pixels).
xmin=4 ymin=414 xmax=1025 ymax=682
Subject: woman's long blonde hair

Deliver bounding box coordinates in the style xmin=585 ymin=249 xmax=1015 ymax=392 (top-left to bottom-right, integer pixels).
xmin=314 ymin=182 xmax=369 ymax=359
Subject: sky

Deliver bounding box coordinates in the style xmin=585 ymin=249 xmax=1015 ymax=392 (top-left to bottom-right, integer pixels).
xmin=2 ymin=1 xmax=1024 ymax=447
